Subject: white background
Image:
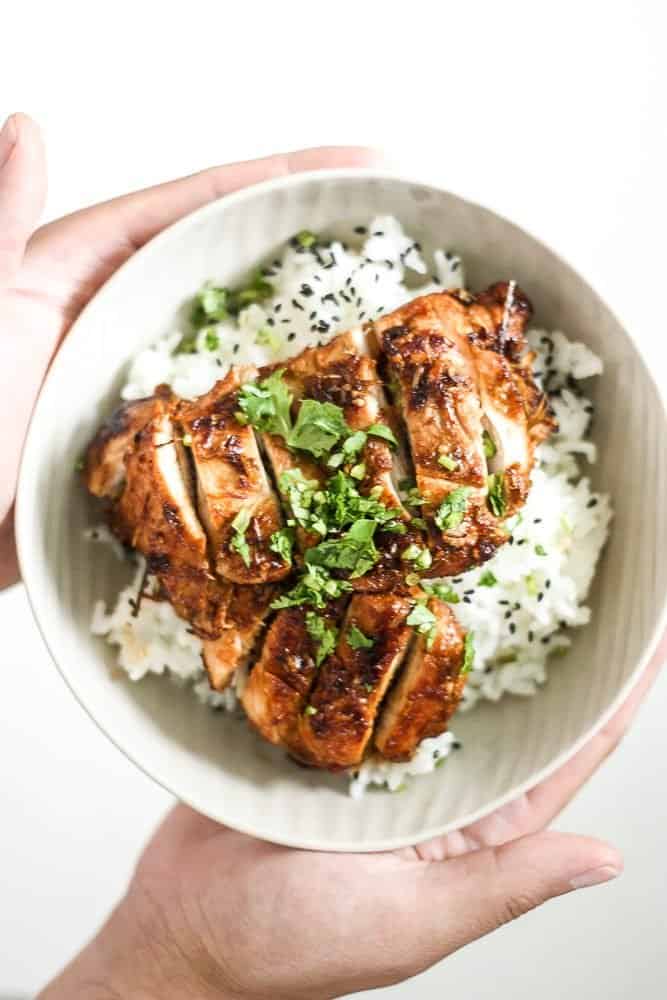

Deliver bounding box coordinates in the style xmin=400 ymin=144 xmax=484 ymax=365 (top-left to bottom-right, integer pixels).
xmin=1 ymin=2 xmax=666 ymax=996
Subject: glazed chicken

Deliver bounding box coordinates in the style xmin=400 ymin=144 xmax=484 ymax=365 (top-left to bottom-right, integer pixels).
xmin=84 ymin=284 xmax=552 ymax=770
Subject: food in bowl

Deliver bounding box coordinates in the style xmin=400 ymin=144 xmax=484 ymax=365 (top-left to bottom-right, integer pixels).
xmin=84 ymin=217 xmax=611 ymax=795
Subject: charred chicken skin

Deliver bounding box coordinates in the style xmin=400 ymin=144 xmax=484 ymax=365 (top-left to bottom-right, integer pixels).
xmin=84 ymin=285 xmax=552 ymax=770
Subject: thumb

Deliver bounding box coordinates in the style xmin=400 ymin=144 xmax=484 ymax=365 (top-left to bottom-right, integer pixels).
xmin=414 ymin=831 xmax=622 ymax=964
xmin=0 ymin=112 xmax=47 ymax=288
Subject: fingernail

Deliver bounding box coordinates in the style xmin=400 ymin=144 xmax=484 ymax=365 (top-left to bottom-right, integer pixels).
xmin=570 ymin=865 xmax=621 ymax=890
xmin=0 ymin=115 xmax=17 ymax=170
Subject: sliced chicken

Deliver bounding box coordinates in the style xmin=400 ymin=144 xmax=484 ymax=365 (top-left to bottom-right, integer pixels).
xmin=111 ymin=397 xmax=229 ymax=639
xmin=83 ymin=394 xmax=163 ymax=499
xmin=176 ymin=368 xmax=290 ymax=585
xmin=374 ymin=598 xmax=466 ymax=761
xmin=296 ymin=594 xmax=413 ymax=769
xmin=372 ymin=293 xmax=508 ymax=575
xmin=241 ymin=602 xmax=346 ymax=748
xmin=202 ymin=584 xmax=276 ymax=691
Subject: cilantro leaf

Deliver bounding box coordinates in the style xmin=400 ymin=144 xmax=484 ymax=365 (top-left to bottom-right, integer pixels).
xmin=230 ymin=506 xmax=252 ymax=567
xmin=401 ymin=544 xmax=432 ymax=571
xmin=434 ymin=487 xmax=470 ymax=532
xmin=269 ymin=527 xmax=295 ymax=565
xmin=191 ymin=282 xmax=229 ymax=329
xmin=226 ymin=272 xmax=274 ymax=315
xmin=487 ymin=473 xmax=507 ymax=517
xmin=367 ymin=423 xmax=398 ymax=448
xmin=347 ymin=625 xmax=374 ymax=651
xmin=204 ymin=329 xmax=220 ymax=351
xmin=406 ymin=600 xmax=438 ymax=650
xmin=478 ymin=570 xmax=498 ymax=587
xmin=295 ymin=229 xmax=317 ymax=248
xmin=342 ymin=430 xmax=368 ymax=456
xmin=305 ymin=611 xmax=339 ymax=666
xmin=535 ymin=543 xmax=547 ymax=556
xmin=287 ymin=399 xmax=349 ymax=458
xmin=461 ymin=631 xmax=475 ymax=674
xmin=305 ymin=519 xmax=380 ymax=579
xmin=254 ymin=328 xmax=283 ymax=353
xmin=278 ymin=468 xmax=322 ymax=533
xmin=237 ymin=369 xmax=293 ymax=440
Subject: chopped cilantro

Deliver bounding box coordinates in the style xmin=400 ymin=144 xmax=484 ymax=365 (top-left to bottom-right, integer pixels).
xmin=182 ymin=433 xmax=193 ymax=447
xmin=269 ymin=527 xmax=295 ymax=565
xmin=271 ymin=565 xmax=353 ymax=610
xmin=287 ymin=399 xmax=349 ymax=458
xmin=404 ymin=487 xmax=426 ymax=508
xmin=402 ymin=544 xmax=432 ymax=571
xmin=478 ymin=570 xmax=498 ymax=587
xmin=434 ymin=487 xmax=470 ymax=532
xmin=535 ymin=543 xmax=547 ymax=557
xmin=407 ymin=600 xmax=438 ymax=649
xmin=421 ymin=581 xmax=460 ymax=604
xmin=226 ymin=272 xmax=274 ymax=315
xmin=342 ymin=430 xmax=367 ymax=456
xmin=237 ymin=369 xmax=293 ymax=440
xmin=404 ymin=572 xmax=421 ymax=586
xmin=350 ymin=462 xmax=366 ymax=480
xmin=204 ymin=328 xmax=220 ymax=351
xmin=483 ymin=430 xmax=497 ymax=459
xmin=230 ymin=506 xmax=252 ymax=567
xmin=438 ymin=452 xmax=458 ymax=471
xmin=305 ymin=611 xmax=338 ymax=666
xmin=295 ymin=229 xmax=317 ymax=248
xmin=347 ymin=625 xmax=374 ymax=651
xmin=191 ymin=282 xmax=229 ymax=329
xmin=525 ymin=573 xmax=539 ymax=596
xmin=461 ymin=631 xmax=475 ymax=674
xmin=487 ymin=473 xmax=507 ymax=518
xmin=278 ymin=468 xmax=321 ymax=533
xmin=304 ymin=704 xmax=318 ymax=716
xmin=305 ymin=519 xmax=380 ymax=579
xmin=254 ymin=328 xmax=283 ymax=353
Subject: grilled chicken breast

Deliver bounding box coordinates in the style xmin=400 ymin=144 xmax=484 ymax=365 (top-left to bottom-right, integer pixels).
xmin=109 ymin=396 xmax=229 ymax=639
xmin=85 ymin=282 xmax=551 ymax=771
xmin=296 ymin=594 xmax=413 ymax=769
xmin=374 ymin=598 xmax=466 ymax=761
xmin=177 ymin=369 xmax=290 ymax=585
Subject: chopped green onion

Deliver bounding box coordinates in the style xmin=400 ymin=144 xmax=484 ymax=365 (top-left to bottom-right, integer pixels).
xmin=461 ymin=631 xmax=475 ymax=674
xmin=486 ymin=473 xmax=507 ymax=518
xmin=434 ymin=487 xmax=470 ymax=532
xmin=295 ymin=230 xmax=317 ymax=248
xmin=478 ymin=570 xmax=497 ymax=587
xmin=347 ymin=625 xmax=374 ymax=651
xmin=535 ymin=544 xmax=547 ymax=557
xmin=438 ymin=453 xmax=458 ymax=471
xmin=483 ymin=430 xmax=497 ymax=459
xmin=230 ymin=506 xmax=253 ymax=567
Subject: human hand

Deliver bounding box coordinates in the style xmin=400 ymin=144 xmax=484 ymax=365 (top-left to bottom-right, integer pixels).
xmin=40 ymin=634 xmax=666 ymax=999
xmin=0 ymin=112 xmax=375 ymax=588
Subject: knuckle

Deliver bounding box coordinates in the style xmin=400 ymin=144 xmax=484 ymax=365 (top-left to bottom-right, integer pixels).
xmin=499 ymin=891 xmax=540 ymax=925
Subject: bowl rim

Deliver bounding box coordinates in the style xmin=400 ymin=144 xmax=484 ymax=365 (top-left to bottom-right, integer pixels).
xmin=16 ymin=166 xmax=667 ymax=851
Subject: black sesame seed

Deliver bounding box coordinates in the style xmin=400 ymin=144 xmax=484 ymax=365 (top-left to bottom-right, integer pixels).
xmin=559 ymin=620 xmax=568 ymax=629
xmin=373 ymin=230 xmax=384 ymax=237
xmin=464 ymin=589 xmax=475 ymax=595
xmin=498 ymin=599 xmax=509 ymax=605
xmin=375 ymin=273 xmax=380 ymax=282
xmin=345 ymin=276 xmax=352 ymax=286
xmin=517 ymin=538 xmax=527 ymax=546
xmin=287 ymin=332 xmax=296 ymax=341
xmin=300 ymin=284 xmax=314 ymax=297
xmin=451 ymin=260 xmax=459 ymax=271
xmin=274 ymin=302 xmax=282 ymax=313
xmin=273 ymin=259 xmax=281 ymax=268
xmin=528 ymin=630 xmax=534 ymax=642
xmin=463 ymin=596 xmax=471 ymax=604
xmin=453 ymin=577 xmax=463 ymax=584
xmin=358 ymin=311 xmax=366 ymax=320
xmin=541 ymin=635 xmax=551 ymax=644
xmin=291 ymin=298 xmax=304 ymax=311
xmin=332 ymin=315 xmax=341 ymax=322
xmin=445 ymin=251 xmax=452 ymax=260
xmin=266 ymin=318 xmax=275 ymax=327
xmin=509 ymin=623 xmax=516 ymax=635
xmin=317 ymin=320 xmax=329 ymax=332
xmin=233 ymin=344 xmax=240 ymax=354
xmin=504 ymin=610 xmax=512 ymax=620
xmin=452 ymin=740 xmax=462 ymax=750
xmin=537 ymin=592 xmax=544 ymax=602
xmin=309 ymin=311 xmax=317 ymax=320
xmin=385 ymin=259 xmax=394 ymax=268
xmin=533 ymin=517 xmax=542 ymax=524
xmin=545 ymin=579 xmax=551 ymax=589
xmin=281 ymin=318 xmax=290 ymax=324
xmin=513 ymin=602 xmax=521 ymax=610
xmin=354 ymin=225 xmax=367 ymax=235
xmin=508 ymin=536 xmax=514 ymax=545
xmin=340 ymin=291 xmax=351 ymax=303
xmin=587 ymin=497 xmax=598 ymax=508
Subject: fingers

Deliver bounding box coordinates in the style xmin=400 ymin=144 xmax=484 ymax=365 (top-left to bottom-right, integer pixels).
xmin=0 ymin=113 xmax=47 ymax=288
xmin=412 ymin=831 xmax=621 ymax=963
xmin=29 ymin=144 xmax=380 ymax=262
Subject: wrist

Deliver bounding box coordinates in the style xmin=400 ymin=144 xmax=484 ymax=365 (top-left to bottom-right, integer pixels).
xmin=38 ymin=893 xmax=242 ymax=1000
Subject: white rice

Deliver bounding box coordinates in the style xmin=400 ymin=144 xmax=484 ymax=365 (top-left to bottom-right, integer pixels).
xmin=90 ymin=216 xmax=611 ymax=796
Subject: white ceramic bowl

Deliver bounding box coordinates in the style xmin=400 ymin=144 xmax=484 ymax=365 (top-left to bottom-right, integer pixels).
xmin=16 ymin=169 xmax=667 ymax=851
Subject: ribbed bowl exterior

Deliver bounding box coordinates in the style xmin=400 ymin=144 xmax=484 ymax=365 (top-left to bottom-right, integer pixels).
xmin=16 ymin=170 xmax=667 ymax=851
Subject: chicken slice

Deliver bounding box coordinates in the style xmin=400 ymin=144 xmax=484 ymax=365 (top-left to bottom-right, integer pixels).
xmin=202 ymin=584 xmax=276 ymax=691
xmin=466 ymin=282 xmax=555 ymax=514
xmin=83 ymin=394 xmax=163 ymax=499
xmin=372 ymin=293 xmax=508 ymax=575
xmin=111 ymin=398 xmax=229 ymax=639
xmin=176 ymin=368 xmax=290 ymax=585
xmin=296 ymin=594 xmax=413 ymax=770
xmin=241 ymin=602 xmax=346 ymax=748
xmin=374 ymin=598 xmax=466 ymax=762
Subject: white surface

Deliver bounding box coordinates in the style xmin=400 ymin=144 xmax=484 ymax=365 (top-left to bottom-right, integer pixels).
xmin=2 ymin=1 xmax=666 ymax=994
